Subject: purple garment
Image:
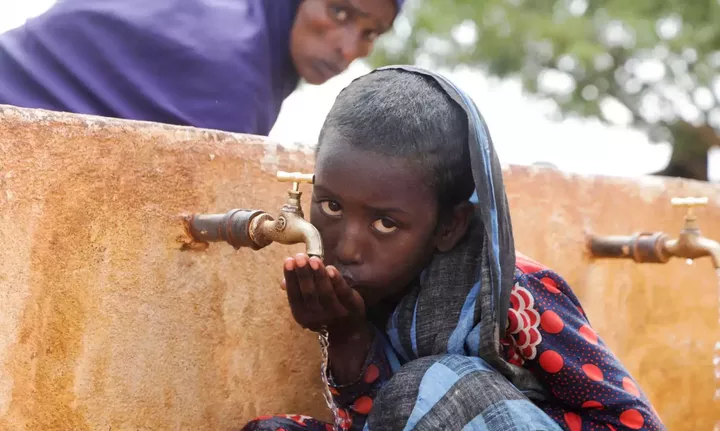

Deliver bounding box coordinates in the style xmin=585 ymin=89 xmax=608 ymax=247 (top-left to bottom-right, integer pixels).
xmin=0 ymin=0 xmax=301 ymax=135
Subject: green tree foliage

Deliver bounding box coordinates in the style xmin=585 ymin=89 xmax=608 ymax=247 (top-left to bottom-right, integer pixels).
xmin=372 ymin=0 xmax=720 ymax=180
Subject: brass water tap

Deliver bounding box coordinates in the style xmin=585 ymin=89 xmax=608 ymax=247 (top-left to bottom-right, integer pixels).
xmin=182 ymin=171 xmax=324 ymax=259
xmin=587 ymin=196 xmax=720 ymax=269
xmin=250 ymin=172 xmax=324 ymax=258
xmin=662 ymin=197 xmax=719 ymax=268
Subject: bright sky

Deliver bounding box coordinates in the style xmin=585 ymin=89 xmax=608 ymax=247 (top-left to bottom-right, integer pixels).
xmin=2 ymin=1 xmax=718 ymax=181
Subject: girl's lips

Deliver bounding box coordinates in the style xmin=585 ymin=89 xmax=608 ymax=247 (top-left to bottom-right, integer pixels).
xmin=334 ymin=267 xmax=361 ymax=288
xmin=329 ymin=264 xmax=372 ymax=291
xmin=340 ymin=271 xmax=356 ymax=288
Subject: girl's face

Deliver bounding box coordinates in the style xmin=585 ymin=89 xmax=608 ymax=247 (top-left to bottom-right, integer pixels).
xmin=311 ymin=141 xmax=441 ymax=306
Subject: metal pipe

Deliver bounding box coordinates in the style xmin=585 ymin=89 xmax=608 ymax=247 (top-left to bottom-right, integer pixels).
xmin=587 ymin=232 xmax=670 ymax=264
xmin=186 ymin=209 xmax=270 ymax=250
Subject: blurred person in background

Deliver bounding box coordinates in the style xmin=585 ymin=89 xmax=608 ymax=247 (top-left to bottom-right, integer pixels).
xmin=0 ymin=0 xmax=402 ymax=135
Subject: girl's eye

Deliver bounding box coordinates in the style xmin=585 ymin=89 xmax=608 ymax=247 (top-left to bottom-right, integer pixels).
xmin=320 ymin=200 xmax=343 ymax=217
xmin=329 ymin=5 xmax=349 ymax=22
xmin=372 ymin=218 xmax=398 ymax=234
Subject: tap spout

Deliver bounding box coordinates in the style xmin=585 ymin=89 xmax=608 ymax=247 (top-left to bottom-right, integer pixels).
xmin=663 ymin=231 xmax=720 ymax=269
xmin=251 ymin=210 xmax=324 ymax=259
xmin=246 ymin=179 xmax=324 ymax=259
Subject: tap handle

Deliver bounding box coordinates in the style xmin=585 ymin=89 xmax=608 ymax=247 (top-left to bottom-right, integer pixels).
xmin=277 ymin=171 xmax=315 ymax=193
xmin=671 ymin=196 xmax=708 ymax=220
xmin=671 ymin=196 xmax=708 ymax=207
xmin=277 ymin=171 xmax=314 ymax=184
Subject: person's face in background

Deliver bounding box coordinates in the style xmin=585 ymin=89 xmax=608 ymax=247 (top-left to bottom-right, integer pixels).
xmin=290 ymin=0 xmax=397 ymax=85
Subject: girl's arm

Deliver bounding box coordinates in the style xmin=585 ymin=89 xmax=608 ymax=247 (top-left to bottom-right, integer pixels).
xmin=507 ymin=262 xmax=665 ymax=431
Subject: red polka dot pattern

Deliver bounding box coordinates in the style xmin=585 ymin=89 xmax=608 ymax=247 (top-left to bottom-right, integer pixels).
xmin=579 ymin=325 xmax=599 ymax=345
xmin=540 ymin=310 xmax=564 ymax=334
xmin=564 ymin=412 xmax=582 ymax=431
xmin=582 ymin=400 xmax=603 ymax=409
xmin=540 ymin=276 xmax=561 ymax=294
xmin=352 ymin=396 xmax=373 ymax=415
xmin=623 ymin=377 xmax=641 ymax=397
xmin=364 ymin=364 xmax=380 ymax=384
xmin=620 ymin=409 xmax=645 ymax=429
xmin=539 ymin=350 xmax=564 ymax=373
xmin=582 ymin=364 xmax=604 ymax=382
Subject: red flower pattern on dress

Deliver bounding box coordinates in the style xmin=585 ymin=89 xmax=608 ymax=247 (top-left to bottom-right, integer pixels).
xmin=506 ymin=282 xmax=542 ymax=360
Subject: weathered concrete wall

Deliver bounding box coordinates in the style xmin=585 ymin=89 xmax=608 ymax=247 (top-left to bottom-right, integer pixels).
xmin=0 ymin=105 xmax=327 ymax=430
xmin=0 ymin=105 xmax=718 ymax=430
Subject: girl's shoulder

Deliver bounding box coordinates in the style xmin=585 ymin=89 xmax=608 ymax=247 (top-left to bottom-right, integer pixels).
xmin=512 ymin=252 xmax=578 ymax=302
xmin=514 ymin=252 xmax=548 ymax=275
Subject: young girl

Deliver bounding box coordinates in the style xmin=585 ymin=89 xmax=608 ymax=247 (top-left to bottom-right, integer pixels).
xmin=242 ymin=66 xmax=665 ymax=431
